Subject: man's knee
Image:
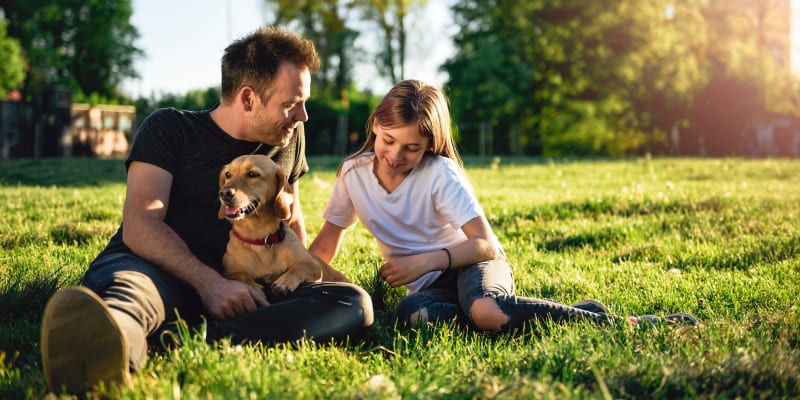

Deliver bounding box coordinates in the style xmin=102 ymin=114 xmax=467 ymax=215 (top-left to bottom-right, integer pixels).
xmin=324 ymin=283 xmax=375 ymax=329
xmin=349 ymin=284 xmax=375 ymax=328
xmin=469 ymin=297 xmax=508 ymax=332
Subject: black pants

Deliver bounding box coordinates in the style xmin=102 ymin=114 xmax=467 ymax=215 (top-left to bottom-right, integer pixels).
xmin=84 ymin=252 xmax=374 ymax=371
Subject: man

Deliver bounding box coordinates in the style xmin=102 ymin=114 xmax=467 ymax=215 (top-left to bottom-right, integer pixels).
xmin=40 ymin=27 xmax=374 ymax=394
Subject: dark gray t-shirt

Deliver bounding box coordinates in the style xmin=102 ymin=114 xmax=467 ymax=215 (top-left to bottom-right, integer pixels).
xmin=93 ymin=106 xmax=309 ymax=271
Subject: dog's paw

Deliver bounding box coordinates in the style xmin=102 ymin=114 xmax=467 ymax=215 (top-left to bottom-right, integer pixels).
xmin=248 ymin=280 xmax=265 ymax=291
xmin=225 ymin=272 xmax=265 ymax=292
xmin=271 ymin=275 xmax=303 ymax=295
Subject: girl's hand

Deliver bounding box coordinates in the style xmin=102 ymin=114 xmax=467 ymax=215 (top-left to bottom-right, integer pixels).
xmin=379 ymin=252 xmax=442 ymax=287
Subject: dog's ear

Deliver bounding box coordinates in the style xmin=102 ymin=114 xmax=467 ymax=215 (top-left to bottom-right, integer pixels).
xmin=273 ymin=166 xmax=292 ymax=220
xmin=217 ymin=200 xmax=226 ymax=220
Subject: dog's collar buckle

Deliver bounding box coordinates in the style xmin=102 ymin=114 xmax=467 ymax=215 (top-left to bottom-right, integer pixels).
xmin=232 ymin=221 xmax=286 ymax=248
xmin=263 ymin=221 xmax=286 ymax=248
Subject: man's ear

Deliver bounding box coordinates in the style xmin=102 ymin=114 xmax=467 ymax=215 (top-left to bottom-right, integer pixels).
xmin=240 ymin=86 xmax=254 ymax=111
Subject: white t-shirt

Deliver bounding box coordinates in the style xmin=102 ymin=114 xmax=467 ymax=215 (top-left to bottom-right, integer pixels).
xmin=323 ymin=153 xmax=500 ymax=293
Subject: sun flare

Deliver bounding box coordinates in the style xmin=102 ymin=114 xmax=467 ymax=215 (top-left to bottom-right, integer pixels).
xmin=793 ymin=0 xmax=800 ymax=74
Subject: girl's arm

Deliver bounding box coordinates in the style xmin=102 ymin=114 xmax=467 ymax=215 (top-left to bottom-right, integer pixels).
xmin=286 ymin=180 xmax=307 ymax=245
xmin=447 ymin=215 xmax=499 ymax=268
xmin=380 ymin=215 xmax=499 ymax=287
xmin=308 ymin=221 xmax=347 ymax=264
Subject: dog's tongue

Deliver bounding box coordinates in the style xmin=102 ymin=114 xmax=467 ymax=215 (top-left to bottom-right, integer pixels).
xmin=225 ymin=205 xmax=240 ymax=215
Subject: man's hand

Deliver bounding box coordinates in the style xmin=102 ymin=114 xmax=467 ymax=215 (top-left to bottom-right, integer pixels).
xmin=198 ymin=277 xmax=269 ymax=319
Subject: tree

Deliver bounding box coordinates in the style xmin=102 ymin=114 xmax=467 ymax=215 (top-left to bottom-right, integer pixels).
xmin=267 ymin=0 xmax=358 ymax=100
xmin=0 ymin=0 xmax=143 ymax=101
xmin=684 ymin=0 xmax=800 ymax=155
xmin=0 ymin=18 xmax=25 ymax=98
xmin=444 ymin=0 xmax=715 ymax=156
xmin=265 ymin=0 xmax=364 ymax=154
xmin=443 ymin=0 xmax=533 ymax=154
xmin=351 ymin=0 xmax=426 ymax=84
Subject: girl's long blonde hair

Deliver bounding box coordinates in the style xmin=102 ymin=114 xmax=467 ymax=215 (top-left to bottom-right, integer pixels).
xmin=339 ymin=79 xmax=462 ymax=176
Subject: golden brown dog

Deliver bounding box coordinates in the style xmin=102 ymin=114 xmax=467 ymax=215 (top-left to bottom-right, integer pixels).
xmin=218 ymin=154 xmax=349 ymax=294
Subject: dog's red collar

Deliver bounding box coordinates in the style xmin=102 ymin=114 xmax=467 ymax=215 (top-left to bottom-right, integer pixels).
xmin=232 ymin=221 xmax=286 ymax=247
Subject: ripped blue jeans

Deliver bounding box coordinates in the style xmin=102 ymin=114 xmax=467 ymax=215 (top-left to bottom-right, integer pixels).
xmin=395 ymin=257 xmax=614 ymax=332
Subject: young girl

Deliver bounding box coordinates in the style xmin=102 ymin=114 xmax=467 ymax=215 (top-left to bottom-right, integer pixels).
xmin=309 ymin=80 xmax=695 ymax=332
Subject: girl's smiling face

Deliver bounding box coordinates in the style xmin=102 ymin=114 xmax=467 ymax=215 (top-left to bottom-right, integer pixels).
xmin=372 ymin=122 xmax=430 ymax=187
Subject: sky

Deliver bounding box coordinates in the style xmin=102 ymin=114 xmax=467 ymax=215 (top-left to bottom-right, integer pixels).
xmin=121 ymin=0 xmax=456 ymax=98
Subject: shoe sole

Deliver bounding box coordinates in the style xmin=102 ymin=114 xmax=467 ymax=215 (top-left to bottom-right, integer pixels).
xmin=41 ymin=286 xmax=131 ymax=393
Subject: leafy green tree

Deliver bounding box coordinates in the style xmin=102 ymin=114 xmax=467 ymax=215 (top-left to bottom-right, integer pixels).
xmin=0 ymin=18 xmax=25 ymax=99
xmin=0 ymin=0 xmax=142 ymax=101
xmin=443 ymin=0 xmax=532 ymax=154
xmin=532 ymin=0 xmax=713 ymax=155
xmin=130 ymin=87 xmax=221 ymax=126
xmin=445 ymin=0 xmax=715 ymax=156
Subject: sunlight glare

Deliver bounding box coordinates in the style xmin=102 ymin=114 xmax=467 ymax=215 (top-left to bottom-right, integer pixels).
xmin=793 ymin=0 xmax=800 ymax=74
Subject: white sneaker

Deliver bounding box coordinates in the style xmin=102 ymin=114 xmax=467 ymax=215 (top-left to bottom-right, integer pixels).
xmin=41 ymin=286 xmax=131 ymax=393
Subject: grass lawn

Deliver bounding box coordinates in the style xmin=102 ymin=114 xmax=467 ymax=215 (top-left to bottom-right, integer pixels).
xmin=1 ymin=156 xmax=798 ymax=399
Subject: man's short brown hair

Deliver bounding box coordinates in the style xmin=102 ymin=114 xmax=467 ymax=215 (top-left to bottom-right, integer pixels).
xmin=220 ymin=27 xmax=320 ymax=103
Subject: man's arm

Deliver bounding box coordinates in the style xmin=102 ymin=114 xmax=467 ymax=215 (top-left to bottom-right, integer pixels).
xmin=121 ymin=161 xmax=267 ymax=319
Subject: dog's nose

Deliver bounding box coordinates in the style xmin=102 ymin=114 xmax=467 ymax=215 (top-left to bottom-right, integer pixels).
xmin=219 ymin=187 xmax=236 ymax=199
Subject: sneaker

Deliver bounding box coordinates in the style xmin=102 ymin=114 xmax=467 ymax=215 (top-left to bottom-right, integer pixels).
xmin=631 ymin=313 xmax=699 ymax=328
xmin=665 ymin=312 xmax=699 ymax=326
xmin=41 ymin=286 xmax=131 ymax=394
xmin=571 ymin=300 xmax=611 ymax=315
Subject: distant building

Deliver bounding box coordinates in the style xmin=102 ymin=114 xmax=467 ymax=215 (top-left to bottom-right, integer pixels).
xmin=744 ymin=113 xmax=800 ymax=156
xmin=69 ymin=104 xmax=134 ymax=158
xmin=0 ymin=91 xmax=135 ymax=159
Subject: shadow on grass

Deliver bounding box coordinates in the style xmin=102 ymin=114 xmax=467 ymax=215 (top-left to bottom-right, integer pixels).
xmin=0 ymin=158 xmax=127 ymax=187
xmin=0 ymin=272 xmax=62 ymax=323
